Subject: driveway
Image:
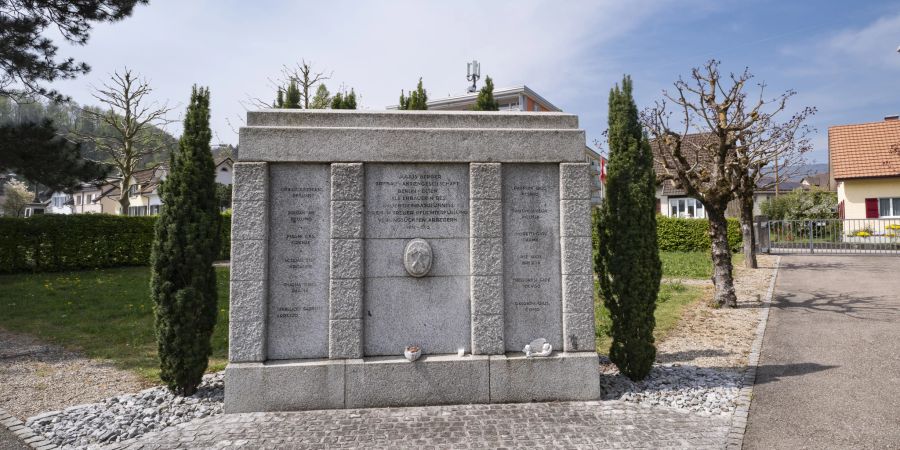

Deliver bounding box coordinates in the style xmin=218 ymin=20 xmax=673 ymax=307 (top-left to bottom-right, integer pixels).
xmin=744 ymin=255 xmax=900 ymax=449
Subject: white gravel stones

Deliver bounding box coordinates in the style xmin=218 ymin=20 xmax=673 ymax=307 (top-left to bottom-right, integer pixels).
xmin=25 ymin=372 xmax=224 ymax=449
xmin=598 ymin=358 xmax=743 ymax=416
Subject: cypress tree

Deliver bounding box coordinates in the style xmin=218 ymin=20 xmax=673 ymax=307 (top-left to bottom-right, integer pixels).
xmin=150 ymin=86 xmax=221 ymax=395
xmin=398 ymin=78 xmax=427 ymax=110
xmin=283 ymin=79 xmax=301 ymax=109
xmin=473 ymin=76 xmax=499 ymax=111
xmin=595 ymin=76 xmax=661 ymax=381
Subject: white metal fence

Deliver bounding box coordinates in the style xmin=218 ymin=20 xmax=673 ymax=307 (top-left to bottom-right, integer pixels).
xmin=761 ymin=219 xmax=900 ymax=254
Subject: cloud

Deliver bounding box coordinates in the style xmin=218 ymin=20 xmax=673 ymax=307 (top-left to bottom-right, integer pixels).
xmin=47 ymin=0 xmax=680 ymax=144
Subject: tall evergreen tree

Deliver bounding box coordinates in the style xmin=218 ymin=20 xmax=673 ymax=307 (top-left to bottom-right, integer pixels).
xmin=282 ymin=80 xmax=301 ymax=109
xmin=310 ymin=84 xmax=331 ymax=109
xmin=398 ymin=78 xmax=427 ymax=110
xmin=274 ymin=88 xmax=284 ymax=108
xmin=331 ymin=88 xmax=358 ymax=110
xmin=150 ymin=86 xmax=221 ymax=396
xmin=595 ymin=76 xmax=661 ymax=381
xmin=473 ymin=76 xmax=499 ymax=111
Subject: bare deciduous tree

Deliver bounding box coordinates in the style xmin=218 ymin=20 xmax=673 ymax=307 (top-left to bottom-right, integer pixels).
xmin=732 ymin=99 xmax=815 ymax=268
xmin=76 ymin=68 xmax=172 ymax=214
xmin=644 ymin=60 xmax=759 ymax=307
xmin=246 ymin=60 xmax=332 ymax=110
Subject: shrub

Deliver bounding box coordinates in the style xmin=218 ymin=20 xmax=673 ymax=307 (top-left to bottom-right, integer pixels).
xmin=760 ymin=188 xmax=837 ymax=221
xmin=656 ymin=215 xmax=742 ymax=252
xmin=0 ymin=213 xmax=231 ymax=274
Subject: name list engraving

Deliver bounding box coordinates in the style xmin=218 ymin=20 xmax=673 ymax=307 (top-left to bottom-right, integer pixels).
xmin=503 ymin=164 xmax=562 ymax=351
xmin=267 ymin=163 xmax=330 ymax=359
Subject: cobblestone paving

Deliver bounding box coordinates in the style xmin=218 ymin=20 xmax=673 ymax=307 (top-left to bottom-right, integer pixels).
xmin=105 ymin=400 xmax=730 ymax=449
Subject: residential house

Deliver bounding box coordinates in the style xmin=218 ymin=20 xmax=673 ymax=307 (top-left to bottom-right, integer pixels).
xmin=800 ymin=172 xmax=832 ymax=191
xmin=388 ymin=85 xmax=606 ymax=204
xmin=829 ymin=116 xmax=900 ymax=221
xmin=94 ymin=165 xmax=168 ymax=216
xmin=652 ymin=133 xmax=796 ymax=219
xmin=215 ymin=155 xmax=234 ymax=185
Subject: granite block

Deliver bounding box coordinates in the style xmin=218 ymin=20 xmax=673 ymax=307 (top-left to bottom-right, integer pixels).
xmin=560 ymin=163 xmax=590 ymax=200
xmin=225 ymin=361 xmax=345 ymax=413
xmin=365 ymin=238 xmax=468 ymax=278
xmin=561 ymin=236 xmax=593 ymax=275
xmin=562 ymin=275 xmax=594 ymax=314
xmin=329 ymin=278 xmax=363 ymax=320
xmin=232 ymin=163 xmax=267 ymax=201
xmin=330 ymin=239 xmax=363 ymax=279
xmin=239 ymin=127 xmax=586 ymax=163
xmin=471 ymin=314 xmax=504 ymax=355
xmin=231 ymin=239 xmax=266 ymax=281
xmin=560 ymin=199 xmax=591 ymax=238
xmin=470 ymin=200 xmax=502 ymax=237
xmin=470 ymin=238 xmax=502 ymax=275
xmin=231 ymin=200 xmax=267 ymax=240
xmin=489 ymin=353 xmax=601 ymax=403
xmin=563 ymin=313 xmax=596 ymax=352
xmin=229 ymin=320 xmax=265 ymax=362
xmin=469 ymin=163 xmax=502 ymax=200
xmin=329 ymin=319 xmax=363 ymax=359
xmin=345 ymin=355 xmax=490 ymax=408
xmin=365 ymin=164 xmax=469 ymax=239
xmin=331 ymin=163 xmax=364 ymax=200
xmin=330 ymin=200 xmax=364 ymax=239
xmin=230 ymin=280 xmax=265 ymax=322
xmin=247 ymin=110 xmax=579 ymax=130
xmin=364 ymin=276 xmax=470 ymax=356
xmin=471 ymin=275 xmax=503 ymax=315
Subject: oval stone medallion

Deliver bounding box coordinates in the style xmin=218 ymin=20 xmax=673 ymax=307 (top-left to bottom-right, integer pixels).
xmin=403 ymin=238 xmax=433 ymax=277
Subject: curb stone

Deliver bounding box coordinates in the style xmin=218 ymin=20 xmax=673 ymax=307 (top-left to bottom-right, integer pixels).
xmin=725 ymin=256 xmax=780 ymax=450
xmin=0 ymin=407 xmax=58 ymax=450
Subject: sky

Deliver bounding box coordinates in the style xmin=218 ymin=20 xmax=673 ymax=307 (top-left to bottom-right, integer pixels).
xmin=45 ymin=0 xmax=900 ymax=164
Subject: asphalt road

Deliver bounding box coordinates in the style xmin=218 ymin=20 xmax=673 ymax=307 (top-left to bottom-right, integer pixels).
xmin=744 ymin=255 xmax=900 ymax=449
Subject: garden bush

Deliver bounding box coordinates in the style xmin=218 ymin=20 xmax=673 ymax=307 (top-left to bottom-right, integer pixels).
xmin=655 ymin=215 xmax=742 ymax=252
xmin=0 ymin=213 xmax=231 ymax=274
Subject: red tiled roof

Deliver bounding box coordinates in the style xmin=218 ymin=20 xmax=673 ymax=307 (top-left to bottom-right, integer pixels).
xmin=829 ymin=118 xmax=900 ymax=180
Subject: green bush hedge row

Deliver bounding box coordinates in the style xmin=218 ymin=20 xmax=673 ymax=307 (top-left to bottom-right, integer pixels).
xmin=655 ymin=215 xmax=742 ymax=252
xmin=0 ymin=213 xmax=231 ymax=274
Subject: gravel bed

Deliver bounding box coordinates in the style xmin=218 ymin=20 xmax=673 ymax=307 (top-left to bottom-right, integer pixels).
xmin=26 ymin=372 xmax=223 ymax=449
xmin=598 ymin=357 xmax=743 ymax=415
xmin=0 ymin=328 xmax=150 ymax=419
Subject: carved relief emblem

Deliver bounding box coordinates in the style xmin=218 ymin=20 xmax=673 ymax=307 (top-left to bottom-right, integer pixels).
xmin=403 ymin=238 xmax=433 ymax=277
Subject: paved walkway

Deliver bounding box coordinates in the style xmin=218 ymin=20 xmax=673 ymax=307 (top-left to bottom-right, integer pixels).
xmin=744 ymin=255 xmax=900 ymax=449
xmin=106 ymin=401 xmax=730 ymax=449
xmin=0 ymin=427 xmax=27 ymax=450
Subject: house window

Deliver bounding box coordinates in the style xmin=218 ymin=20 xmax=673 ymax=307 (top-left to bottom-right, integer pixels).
xmin=128 ymin=206 xmax=148 ymax=216
xmin=129 ymin=184 xmax=139 ymax=196
xmin=668 ymin=197 xmax=706 ymax=219
xmin=878 ymin=198 xmax=900 ymax=218
xmin=220 ymin=167 xmax=229 ymax=172
xmin=51 ymin=195 xmax=68 ymax=208
xmin=75 ymin=195 xmax=81 ymax=205
xmin=149 ymin=205 xmax=160 ymax=215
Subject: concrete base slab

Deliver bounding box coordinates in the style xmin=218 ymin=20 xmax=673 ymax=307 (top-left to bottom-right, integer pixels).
xmin=225 ymin=352 xmax=599 ymax=412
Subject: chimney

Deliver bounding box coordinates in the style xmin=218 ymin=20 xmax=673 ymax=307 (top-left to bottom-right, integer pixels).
xmin=885 ymin=115 xmax=899 ymax=121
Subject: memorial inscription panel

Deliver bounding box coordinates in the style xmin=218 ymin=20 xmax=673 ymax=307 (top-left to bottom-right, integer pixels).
xmin=267 ymin=164 xmax=330 ymax=359
xmin=364 ymin=163 xmax=471 ymax=355
xmin=502 ymin=164 xmax=562 ymax=352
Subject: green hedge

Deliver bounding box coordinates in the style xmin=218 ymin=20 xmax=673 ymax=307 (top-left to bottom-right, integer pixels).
xmin=0 ymin=213 xmax=231 ymax=274
xmin=656 ymin=215 xmax=742 ymax=252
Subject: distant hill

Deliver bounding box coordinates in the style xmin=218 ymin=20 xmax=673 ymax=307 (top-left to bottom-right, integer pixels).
xmin=789 ymin=163 xmax=829 ymax=180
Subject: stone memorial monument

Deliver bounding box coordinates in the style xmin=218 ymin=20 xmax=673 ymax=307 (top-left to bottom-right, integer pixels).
xmin=226 ymin=109 xmax=600 ymax=412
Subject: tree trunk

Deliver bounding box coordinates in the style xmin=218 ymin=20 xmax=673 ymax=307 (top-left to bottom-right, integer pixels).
xmin=118 ymin=179 xmax=131 ymax=215
xmin=707 ymin=207 xmax=738 ymax=307
xmin=739 ymin=193 xmax=758 ymax=269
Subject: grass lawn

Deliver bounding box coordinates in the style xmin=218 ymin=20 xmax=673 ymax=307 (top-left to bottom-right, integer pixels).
xmin=594 ymin=280 xmax=707 ymax=355
xmin=0 ymin=267 xmax=229 ymax=382
xmin=660 ymin=251 xmax=745 ymax=279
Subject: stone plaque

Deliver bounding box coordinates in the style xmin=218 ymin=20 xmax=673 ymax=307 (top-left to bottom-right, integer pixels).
xmin=267 ymin=164 xmax=330 ymax=359
xmin=502 ymin=164 xmax=562 ymax=352
xmin=364 ymin=164 xmax=470 ymax=355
